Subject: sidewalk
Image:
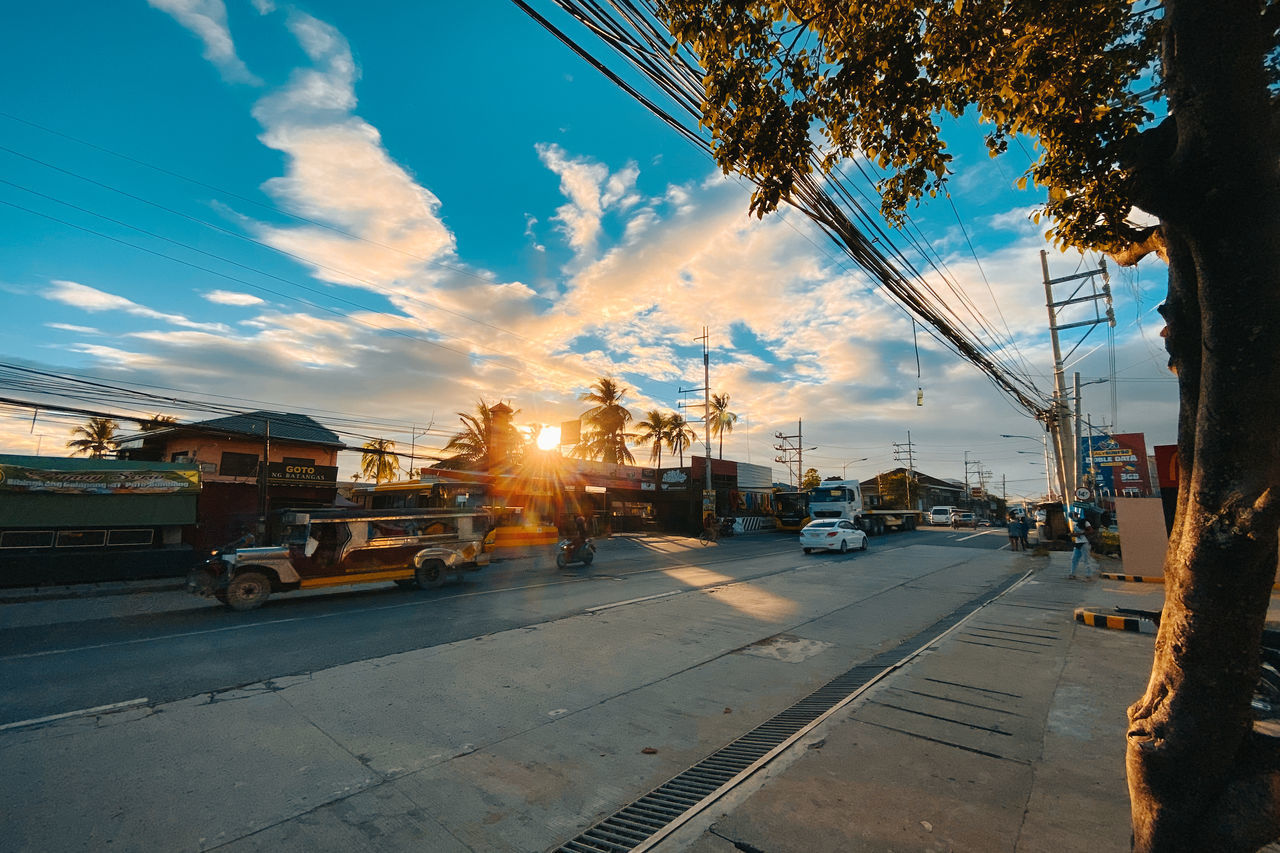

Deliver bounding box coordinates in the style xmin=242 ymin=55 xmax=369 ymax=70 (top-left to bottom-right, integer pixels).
xmin=665 ymin=553 xmax=1196 ymax=853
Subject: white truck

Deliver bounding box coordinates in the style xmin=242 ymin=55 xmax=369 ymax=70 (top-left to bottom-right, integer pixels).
xmin=806 ymin=481 xmax=924 ymax=535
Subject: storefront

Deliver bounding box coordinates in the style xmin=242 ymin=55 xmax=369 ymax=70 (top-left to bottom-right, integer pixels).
xmin=0 ymin=455 xmax=201 ymax=587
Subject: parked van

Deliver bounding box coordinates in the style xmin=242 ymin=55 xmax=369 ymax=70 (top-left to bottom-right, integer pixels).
xmin=928 ymin=506 xmax=958 ymax=526
xmin=189 ymin=507 xmax=491 ymax=611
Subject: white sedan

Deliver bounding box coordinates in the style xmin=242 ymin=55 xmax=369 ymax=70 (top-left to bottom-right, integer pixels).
xmin=800 ymin=519 xmax=868 ymax=554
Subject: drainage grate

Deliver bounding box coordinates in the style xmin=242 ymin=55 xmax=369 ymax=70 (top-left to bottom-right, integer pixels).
xmin=552 ymin=571 xmax=1027 ymax=853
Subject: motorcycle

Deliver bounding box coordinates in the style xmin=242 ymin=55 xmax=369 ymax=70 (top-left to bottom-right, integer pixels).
xmin=555 ymin=537 xmax=596 ymax=569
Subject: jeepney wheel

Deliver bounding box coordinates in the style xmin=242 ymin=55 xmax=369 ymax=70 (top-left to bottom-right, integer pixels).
xmin=225 ymin=571 xmax=271 ymax=611
xmin=415 ymin=560 xmax=446 ymax=589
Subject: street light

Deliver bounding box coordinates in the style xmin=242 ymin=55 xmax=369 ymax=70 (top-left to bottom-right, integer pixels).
xmin=841 ymin=457 xmax=869 ymax=479
xmin=1001 ymin=433 xmax=1054 ymax=501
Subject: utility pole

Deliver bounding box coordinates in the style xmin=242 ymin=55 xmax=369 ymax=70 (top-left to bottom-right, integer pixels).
xmin=678 ymin=327 xmax=714 ymax=512
xmin=1073 ymin=371 xmax=1082 ymax=493
xmin=963 ymin=450 xmax=970 ymax=511
xmin=965 ymin=455 xmax=985 ymax=511
xmin=773 ymin=420 xmax=812 ymax=489
xmin=1041 ymin=250 xmax=1113 ymax=504
xmin=892 ymin=431 xmax=917 ymax=510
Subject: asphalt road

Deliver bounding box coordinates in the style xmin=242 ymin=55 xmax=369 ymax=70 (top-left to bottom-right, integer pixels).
xmin=0 ymin=525 xmax=1010 ymax=727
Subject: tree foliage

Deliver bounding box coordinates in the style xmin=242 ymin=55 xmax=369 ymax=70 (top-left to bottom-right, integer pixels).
xmin=440 ymin=400 xmax=524 ymax=471
xmin=359 ymin=438 xmax=398 ymax=484
xmin=710 ymin=392 xmax=738 ymax=459
xmin=662 ymin=0 xmax=1161 ymax=253
xmin=634 ymin=409 xmax=672 ymax=467
xmin=665 ymin=413 xmax=698 ymax=466
xmin=576 ymin=376 xmax=636 ymax=464
xmin=800 ymin=467 xmax=821 ymax=491
xmin=66 ymin=417 xmax=119 ymax=458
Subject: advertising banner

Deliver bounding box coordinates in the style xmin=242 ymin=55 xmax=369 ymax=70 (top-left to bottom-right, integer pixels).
xmin=1079 ymin=431 xmax=1152 ymax=496
xmin=0 ymin=463 xmax=200 ymax=494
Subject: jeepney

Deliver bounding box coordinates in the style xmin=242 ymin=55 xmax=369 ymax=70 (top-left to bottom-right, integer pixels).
xmin=189 ymin=507 xmax=491 ymax=611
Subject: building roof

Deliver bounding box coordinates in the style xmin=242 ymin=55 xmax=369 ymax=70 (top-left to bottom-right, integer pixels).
xmin=120 ymin=411 xmax=343 ymax=448
xmin=860 ymin=468 xmax=965 ymax=492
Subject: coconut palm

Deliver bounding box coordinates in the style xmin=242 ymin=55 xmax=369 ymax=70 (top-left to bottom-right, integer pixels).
xmin=66 ymin=417 xmax=120 ymax=458
xmin=709 ymin=393 xmax=738 ymax=459
xmin=360 ymin=438 xmax=399 ymax=484
xmin=633 ymin=410 xmax=673 ymax=468
xmin=665 ymin=414 xmax=697 ymax=466
xmin=440 ymin=400 xmax=523 ymax=470
xmin=576 ymin=376 xmax=635 ymax=464
xmin=139 ymin=414 xmax=178 ymax=431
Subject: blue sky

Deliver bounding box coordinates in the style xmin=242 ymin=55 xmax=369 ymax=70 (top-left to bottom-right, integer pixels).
xmin=0 ymin=1 xmax=1177 ymax=500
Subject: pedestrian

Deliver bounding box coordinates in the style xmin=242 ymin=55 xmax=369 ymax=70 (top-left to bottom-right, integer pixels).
xmin=1018 ymin=514 xmax=1030 ymax=550
xmin=1069 ymin=514 xmax=1094 ymax=580
xmin=1007 ymin=514 xmax=1022 ymax=551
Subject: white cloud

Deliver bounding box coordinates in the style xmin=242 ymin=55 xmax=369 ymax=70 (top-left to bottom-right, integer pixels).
xmin=44 ymin=280 xmax=231 ymax=333
xmin=204 ymin=290 xmax=265 ymax=306
xmin=46 ymin=323 xmax=102 ymax=334
xmin=148 ymin=0 xmax=261 ymax=85
xmin=248 ymin=12 xmax=455 ymax=291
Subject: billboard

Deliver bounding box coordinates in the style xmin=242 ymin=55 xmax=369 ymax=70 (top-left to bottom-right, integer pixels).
xmin=1079 ymin=431 xmax=1152 ymax=497
xmin=0 ymin=462 xmax=200 ymax=495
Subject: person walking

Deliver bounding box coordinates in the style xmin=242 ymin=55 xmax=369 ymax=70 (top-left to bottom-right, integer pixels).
xmin=1017 ymin=514 xmax=1030 ymax=550
xmin=1006 ymin=514 xmax=1022 ymax=551
xmin=1069 ymin=514 xmax=1095 ymax=580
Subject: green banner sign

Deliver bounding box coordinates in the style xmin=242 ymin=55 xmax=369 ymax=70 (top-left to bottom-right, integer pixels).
xmin=0 ymin=464 xmax=201 ymax=495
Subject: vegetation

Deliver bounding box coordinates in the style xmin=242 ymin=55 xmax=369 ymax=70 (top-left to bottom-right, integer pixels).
xmin=660 ymin=2 xmax=1280 ymax=847
xmin=634 ymin=409 xmax=672 ymax=468
xmin=359 ymin=438 xmax=398 ymax=484
xmin=139 ymin=414 xmax=178 ymax=431
xmin=665 ymin=413 xmax=697 ymax=466
xmin=709 ymin=393 xmax=738 ymax=459
xmin=440 ymin=400 xmax=524 ymax=471
xmin=799 ymin=467 xmax=820 ymax=491
xmin=576 ymin=376 xmax=636 ymax=465
xmin=66 ymin=417 xmax=119 ymax=458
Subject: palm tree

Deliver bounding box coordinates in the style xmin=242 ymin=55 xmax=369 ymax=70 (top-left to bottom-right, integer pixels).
xmin=665 ymin=413 xmax=697 ymax=466
xmin=66 ymin=417 xmax=119 ymax=458
xmin=709 ymin=393 xmax=738 ymax=459
xmin=576 ymin=376 xmax=636 ymax=464
xmin=360 ymin=438 xmax=398 ymax=484
xmin=634 ymin=409 xmax=671 ymax=468
xmin=440 ymin=400 xmax=524 ymax=470
xmin=139 ymin=414 xmax=178 ymax=431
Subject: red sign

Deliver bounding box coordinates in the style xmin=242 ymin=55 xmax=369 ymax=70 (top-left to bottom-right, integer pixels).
xmin=1153 ymin=445 xmax=1179 ymax=489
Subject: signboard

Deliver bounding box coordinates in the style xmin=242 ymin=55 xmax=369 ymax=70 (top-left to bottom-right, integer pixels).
xmin=266 ymin=462 xmax=338 ymax=485
xmin=660 ymin=469 xmax=689 ymax=491
xmin=1153 ymin=445 xmax=1179 ymax=489
xmin=0 ymin=463 xmax=200 ymax=495
xmin=1079 ymin=431 xmax=1152 ymax=497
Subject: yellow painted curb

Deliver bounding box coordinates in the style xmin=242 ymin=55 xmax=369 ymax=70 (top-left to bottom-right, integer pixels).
xmin=1073 ymin=608 xmax=1155 ymax=633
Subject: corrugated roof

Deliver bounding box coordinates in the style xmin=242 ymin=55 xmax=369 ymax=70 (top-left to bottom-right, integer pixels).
xmin=186 ymin=411 xmax=343 ymax=446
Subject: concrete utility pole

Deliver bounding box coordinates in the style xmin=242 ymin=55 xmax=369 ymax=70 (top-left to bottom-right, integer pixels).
xmin=773 ymin=420 xmax=814 ymax=488
xmin=678 ymin=327 xmax=714 ymax=506
xmin=893 ymin=432 xmax=917 ymax=510
xmin=1040 ymin=250 xmax=1113 ymax=504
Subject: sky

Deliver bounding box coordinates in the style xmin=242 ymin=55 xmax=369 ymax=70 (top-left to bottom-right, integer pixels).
xmin=0 ymin=1 xmax=1178 ymax=503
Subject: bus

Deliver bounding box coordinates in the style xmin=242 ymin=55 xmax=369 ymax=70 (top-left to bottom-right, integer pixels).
xmin=774 ymin=490 xmax=810 ymax=532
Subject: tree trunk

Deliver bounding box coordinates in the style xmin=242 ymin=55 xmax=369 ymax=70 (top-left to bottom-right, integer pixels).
xmin=1124 ymin=2 xmax=1280 ymax=849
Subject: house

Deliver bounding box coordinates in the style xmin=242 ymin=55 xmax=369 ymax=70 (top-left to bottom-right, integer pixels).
xmin=860 ymin=468 xmax=967 ymax=513
xmin=118 ymin=411 xmax=343 ymax=548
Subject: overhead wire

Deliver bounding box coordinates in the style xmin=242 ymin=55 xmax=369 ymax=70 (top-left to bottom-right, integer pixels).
xmin=512 ymin=0 xmax=1055 ymax=419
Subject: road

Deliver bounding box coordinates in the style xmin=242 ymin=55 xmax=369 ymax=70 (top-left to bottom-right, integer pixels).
xmin=3 ymin=525 xmax=1022 ymax=852
xmin=0 ymin=525 xmax=1008 ymax=727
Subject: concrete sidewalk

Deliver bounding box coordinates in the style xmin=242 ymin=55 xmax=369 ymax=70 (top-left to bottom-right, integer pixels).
xmin=665 ymin=554 xmax=1183 ymax=853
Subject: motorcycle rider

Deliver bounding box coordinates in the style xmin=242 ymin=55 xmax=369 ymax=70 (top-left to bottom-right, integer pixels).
xmin=569 ymin=513 xmax=588 ymax=559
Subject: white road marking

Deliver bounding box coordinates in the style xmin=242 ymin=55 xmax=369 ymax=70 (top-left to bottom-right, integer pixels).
xmin=957 ymin=529 xmax=999 ymax=541
xmin=0 ymin=697 xmax=148 ymax=731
